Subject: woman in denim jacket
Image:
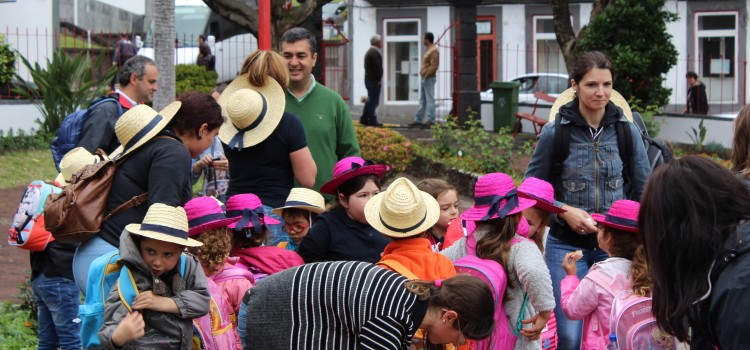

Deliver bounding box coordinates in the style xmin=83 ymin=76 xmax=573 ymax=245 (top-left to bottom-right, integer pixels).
xmin=524 ymin=51 xmax=650 ymax=349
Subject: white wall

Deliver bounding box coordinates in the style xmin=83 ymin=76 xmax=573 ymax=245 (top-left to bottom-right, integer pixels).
xmin=0 ymin=103 xmax=44 ymax=134
xmin=97 ymin=0 xmax=146 ymax=15
xmin=501 ymin=5 xmax=525 ymax=81
xmin=351 ymin=0 xmax=378 ymax=108
xmin=665 ymin=0 xmax=688 ymax=105
xmin=426 ymin=6 xmax=452 ymax=107
xmin=0 ymin=0 xmax=55 ymax=80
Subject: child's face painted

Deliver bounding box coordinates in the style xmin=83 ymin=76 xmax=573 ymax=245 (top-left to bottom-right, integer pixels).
xmin=282 ymin=212 xmax=310 ymax=244
xmin=436 ymin=189 xmax=459 ymax=231
xmin=523 ymin=207 xmax=549 ymax=238
xmin=139 ymin=237 xmax=184 ymax=277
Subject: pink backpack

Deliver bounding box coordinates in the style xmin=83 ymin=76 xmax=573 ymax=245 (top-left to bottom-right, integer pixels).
xmin=192 ymin=279 xmax=237 ymax=350
xmin=453 ymin=234 xmax=528 ymax=350
xmin=212 ymin=264 xmax=256 ymax=285
xmin=609 ymin=291 xmax=677 ymax=350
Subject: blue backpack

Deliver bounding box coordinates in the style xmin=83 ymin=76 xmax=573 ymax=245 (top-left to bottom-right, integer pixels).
xmin=78 ymin=250 xmax=186 ymax=348
xmin=50 ymin=97 xmax=123 ymax=171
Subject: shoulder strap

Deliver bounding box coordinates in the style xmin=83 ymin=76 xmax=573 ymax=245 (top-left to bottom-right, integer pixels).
xmin=213 ymin=265 xmax=255 ymax=283
xmin=103 ymin=193 xmax=149 ymax=221
xmin=377 ymin=259 xmax=419 ymax=280
xmin=551 ymin=117 xmax=570 ymax=185
xmin=615 ymin=121 xmax=633 ymax=189
xmin=117 ymin=254 xmax=186 ymax=312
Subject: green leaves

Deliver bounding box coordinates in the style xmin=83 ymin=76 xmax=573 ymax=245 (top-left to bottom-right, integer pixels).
xmin=0 ymin=35 xmax=15 ymax=86
xmin=12 ymin=50 xmax=116 ymax=136
xmin=175 ymin=64 xmax=218 ymax=94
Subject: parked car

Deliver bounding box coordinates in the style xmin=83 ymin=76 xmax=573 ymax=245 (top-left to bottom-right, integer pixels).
xmin=480 ymin=72 xmax=570 ymax=105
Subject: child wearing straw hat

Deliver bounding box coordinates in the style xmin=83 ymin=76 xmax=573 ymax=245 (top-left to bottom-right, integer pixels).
xmin=98 ymin=203 xmax=210 ymax=350
xmin=441 ymin=172 xmax=555 ymax=350
xmin=297 ymin=156 xmax=391 ymax=263
xmin=271 ymin=188 xmax=326 ymax=251
xmin=560 ymin=199 xmax=651 ymax=349
xmin=184 ymin=196 xmax=254 ymax=350
xmin=368 ymin=177 xmax=456 ymax=281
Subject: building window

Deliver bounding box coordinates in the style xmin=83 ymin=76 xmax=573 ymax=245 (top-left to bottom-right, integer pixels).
xmin=533 ymin=15 xmax=566 ymax=74
xmin=384 ymin=19 xmax=421 ymax=103
xmin=695 ymin=11 xmax=737 ymax=104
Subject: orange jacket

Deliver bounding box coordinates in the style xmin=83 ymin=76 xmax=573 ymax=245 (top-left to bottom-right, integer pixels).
xmin=379 ymin=237 xmax=456 ymax=280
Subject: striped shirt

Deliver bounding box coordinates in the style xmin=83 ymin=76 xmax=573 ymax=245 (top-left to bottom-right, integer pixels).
xmin=244 ymin=261 xmax=427 ymax=349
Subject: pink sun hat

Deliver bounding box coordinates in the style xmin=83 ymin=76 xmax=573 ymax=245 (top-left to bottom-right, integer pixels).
xmin=590 ymin=199 xmax=640 ymax=233
xmin=185 ymin=196 xmax=240 ymax=236
xmin=518 ymin=177 xmax=566 ymax=214
xmin=224 ymin=193 xmax=280 ymax=231
xmin=460 ymin=172 xmax=537 ymax=222
xmin=319 ymin=156 xmax=389 ymax=195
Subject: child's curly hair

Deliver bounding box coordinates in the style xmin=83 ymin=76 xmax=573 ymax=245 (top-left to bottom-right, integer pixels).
xmin=190 ymin=228 xmax=232 ymax=275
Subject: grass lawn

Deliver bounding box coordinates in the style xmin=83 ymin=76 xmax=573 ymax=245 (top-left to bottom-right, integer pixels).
xmin=0 ymin=149 xmax=57 ymax=189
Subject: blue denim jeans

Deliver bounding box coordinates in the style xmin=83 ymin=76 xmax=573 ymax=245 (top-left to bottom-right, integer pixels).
xmin=262 ymin=204 xmax=284 ymax=247
xmin=415 ymin=76 xmax=437 ymax=123
xmin=544 ymin=234 xmax=609 ymax=350
xmin=72 ymin=235 xmax=116 ymax=295
xmin=32 ymin=273 xmax=82 ymax=350
xmin=360 ymin=79 xmax=381 ymax=125
xmin=238 ymin=300 xmax=248 ymax=350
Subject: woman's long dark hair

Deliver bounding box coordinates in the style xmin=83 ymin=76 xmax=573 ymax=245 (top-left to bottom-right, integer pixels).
xmin=639 ymin=156 xmax=750 ymax=342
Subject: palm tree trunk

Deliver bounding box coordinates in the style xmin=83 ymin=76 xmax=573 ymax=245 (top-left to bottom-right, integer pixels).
xmin=153 ymin=0 xmax=175 ymax=110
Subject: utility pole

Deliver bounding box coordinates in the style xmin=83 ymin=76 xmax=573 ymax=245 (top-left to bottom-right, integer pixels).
xmin=258 ymin=0 xmax=271 ymax=50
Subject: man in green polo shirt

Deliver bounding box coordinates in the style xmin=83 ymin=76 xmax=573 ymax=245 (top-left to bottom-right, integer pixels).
xmin=280 ymin=27 xmax=361 ymax=201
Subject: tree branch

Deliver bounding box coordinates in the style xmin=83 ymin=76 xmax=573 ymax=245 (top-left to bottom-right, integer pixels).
xmin=203 ymin=0 xmax=259 ymax=37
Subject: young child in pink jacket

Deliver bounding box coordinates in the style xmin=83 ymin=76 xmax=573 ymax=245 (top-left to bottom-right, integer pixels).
xmin=559 ymin=200 xmax=651 ymax=349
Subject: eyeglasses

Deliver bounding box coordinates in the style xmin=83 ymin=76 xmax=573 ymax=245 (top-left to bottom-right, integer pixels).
xmin=281 ymin=223 xmax=309 ymax=234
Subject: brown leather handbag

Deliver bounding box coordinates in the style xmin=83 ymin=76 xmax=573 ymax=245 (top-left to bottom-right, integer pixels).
xmin=43 ymin=149 xmax=147 ymax=243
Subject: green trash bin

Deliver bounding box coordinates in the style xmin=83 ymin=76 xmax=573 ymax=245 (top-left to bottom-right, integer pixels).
xmin=489 ymin=81 xmax=520 ymax=132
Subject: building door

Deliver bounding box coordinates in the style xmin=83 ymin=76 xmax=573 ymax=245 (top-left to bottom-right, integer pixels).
xmin=384 ymin=19 xmax=421 ymax=103
xmin=476 ymin=17 xmax=496 ymax=91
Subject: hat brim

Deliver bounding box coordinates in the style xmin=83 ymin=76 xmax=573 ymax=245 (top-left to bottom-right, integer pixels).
xmin=109 ymin=102 xmax=182 ymax=159
xmin=226 ymin=215 xmax=281 ymax=229
xmin=125 ymin=223 xmax=203 ymax=247
xmin=460 ymin=197 xmax=537 ymax=222
xmin=364 ymin=190 xmax=441 ymax=238
xmin=188 ymin=217 xmax=240 ymax=237
xmin=217 ymin=73 xmax=285 ymax=149
xmin=590 ymin=213 xmax=638 ymax=233
xmin=549 ymin=87 xmax=632 ymax=122
xmin=320 ymin=164 xmax=389 ymax=195
xmin=54 ymin=173 xmax=68 ymax=187
xmin=519 ymin=193 xmax=566 ymax=214
xmin=271 ymin=204 xmax=326 ymax=217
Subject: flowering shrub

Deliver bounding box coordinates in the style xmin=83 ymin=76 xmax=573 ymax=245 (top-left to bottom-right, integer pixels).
xmin=355 ymin=124 xmax=415 ymax=173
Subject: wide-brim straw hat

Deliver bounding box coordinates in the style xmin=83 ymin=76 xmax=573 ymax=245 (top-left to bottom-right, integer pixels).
xmin=110 ymin=102 xmax=182 ymax=159
xmin=590 ymin=199 xmax=640 ymax=233
xmin=54 ymin=147 xmax=98 ymax=186
xmin=364 ymin=177 xmax=440 ymax=238
xmin=518 ymin=177 xmax=565 ymax=214
xmin=320 ymin=156 xmax=389 ymax=195
xmin=549 ymin=87 xmax=632 ymax=122
xmin=125 ymin=203 xmax=202 ymax=247
xmin=271 ymin=188 xmax=326 ymax=216
xmin=185 ymin=196 xmax=239 ymax=236
xmin=217 ymin=73 xmax=285 ymax=150
xmin=461 ymin=172 xmax=537 ymax=222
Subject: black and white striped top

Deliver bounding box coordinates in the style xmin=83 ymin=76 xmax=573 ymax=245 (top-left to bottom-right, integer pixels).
xmin=244 ymin=261 xmax=428 ymax=349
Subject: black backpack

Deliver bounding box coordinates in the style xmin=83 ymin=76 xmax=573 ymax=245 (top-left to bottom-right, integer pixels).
xmin=551 ymin=111 xmax=672 ymax=196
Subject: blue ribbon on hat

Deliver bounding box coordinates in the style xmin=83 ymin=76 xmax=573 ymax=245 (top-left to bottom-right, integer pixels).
xmin=227 ymin=94 xmax=268 ymax=150
xmin=379 ymin=212 xmax=427 ymax=234
xmin=604 ymin=214 xmax=638 ymax=228
xmin=188 ymin=213 xmax=229 ymax=228
xmin=474 ymin=189 xmax=519 ymax=221
xmin=140 ymin=223 xmax=188 ymax=240
xmin=122 ymin=114 xmax=164 ymax=153
xmin=226 ymin=208 xmax=265 ymax=236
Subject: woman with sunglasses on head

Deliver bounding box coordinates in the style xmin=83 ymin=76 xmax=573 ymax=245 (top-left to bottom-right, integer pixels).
xmin=218 ymin=50 xmax=317 ymax=248
xmin=241 ymin=261 xmax=495 ymax=350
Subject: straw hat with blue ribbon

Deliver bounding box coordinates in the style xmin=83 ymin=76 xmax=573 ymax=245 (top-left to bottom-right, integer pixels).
xmin=364 ymin=177 xmax=440 ymax=238
xmin=109 ymin=102 xmax=182 ymax=159
xmin=125 ymin=203 xmax=202 ymax=247
xmin=217 ymin=73 xmax=285 ymax=150
xmin=54 ymin=147 xmax=98 ymax=186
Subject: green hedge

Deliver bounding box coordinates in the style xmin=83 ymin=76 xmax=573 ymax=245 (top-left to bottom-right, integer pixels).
xmin=176 ymin=64 xmax=218 ymax=94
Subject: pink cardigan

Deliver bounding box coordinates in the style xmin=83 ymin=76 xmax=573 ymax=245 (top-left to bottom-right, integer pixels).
xmin=560 ymin=257 xmax=632 ymax=350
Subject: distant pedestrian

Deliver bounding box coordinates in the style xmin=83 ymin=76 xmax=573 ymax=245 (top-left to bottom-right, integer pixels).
xmin=111 ymin=36 xmax=138 ymax=89
xmin=360 ymin=34 xmax=383 ymax=127
xmin=410 ymin=32 xmax=439 ymax=128
xmin=684 ymin=71 xmax=708 ymax=114
xmin=197 ymin=35 xmax=214 ymax=71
